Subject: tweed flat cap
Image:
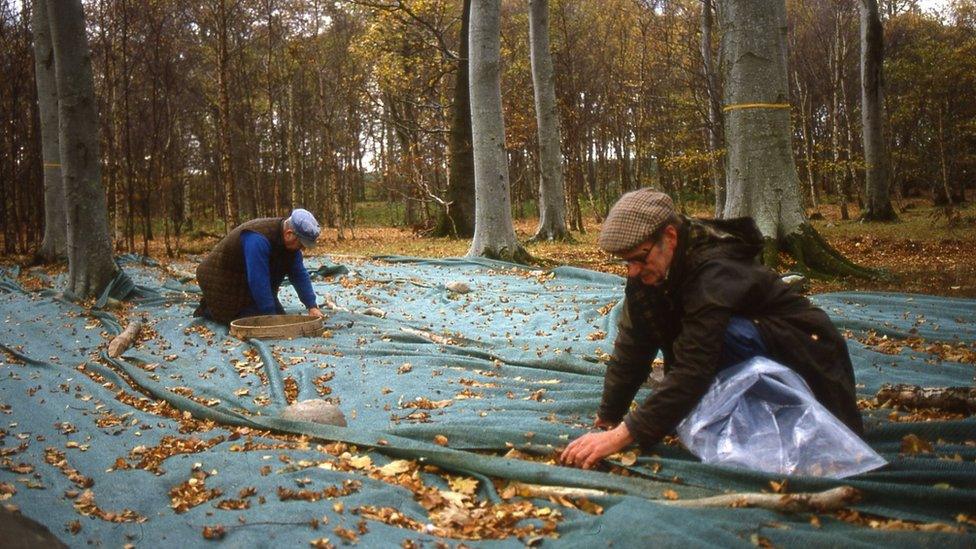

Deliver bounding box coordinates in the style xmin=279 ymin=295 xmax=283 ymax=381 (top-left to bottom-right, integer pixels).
xmin=598 ymin=189 xmax=676 ymax=253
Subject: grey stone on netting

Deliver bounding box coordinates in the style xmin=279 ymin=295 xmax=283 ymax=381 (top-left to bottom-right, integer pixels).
xmin=279 ymin=399 xmax=348 ymax=427
xmin=445 ymin=281 xmax=472 ymax=294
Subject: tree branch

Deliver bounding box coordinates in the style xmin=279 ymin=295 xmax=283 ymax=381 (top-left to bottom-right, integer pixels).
xmin=108 ymin=319 xmax=144 ymax=358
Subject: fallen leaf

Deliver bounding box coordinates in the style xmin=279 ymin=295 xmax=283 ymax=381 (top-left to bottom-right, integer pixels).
xmin=201 ymin=525 xmax=226 ymax=540
xmin=347 ymin=455 xmax=372 ymax=469
xmin=378 ymin=460 xmax=411 ymax=477
xmin=448 ymin=476 xmax=479 ymax=495
xmin=611 ymin=451 xmax=638 ymax=466
xmin=901 ymin=434 xmax=933 ymax=455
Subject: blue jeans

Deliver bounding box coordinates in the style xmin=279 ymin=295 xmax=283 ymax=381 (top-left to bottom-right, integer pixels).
xmin=718 ymin=316 xmax=768 ymax=370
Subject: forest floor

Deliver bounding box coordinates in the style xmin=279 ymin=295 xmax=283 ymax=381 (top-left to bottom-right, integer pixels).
xmin=3 ymin=196 xmax=975 ymax=298
xmin=311 ymin=197 xmax=976 ymax=299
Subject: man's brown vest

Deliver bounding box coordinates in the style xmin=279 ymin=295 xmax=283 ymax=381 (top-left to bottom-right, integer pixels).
xmin=196 ymin=217 xmax=292 ymax=323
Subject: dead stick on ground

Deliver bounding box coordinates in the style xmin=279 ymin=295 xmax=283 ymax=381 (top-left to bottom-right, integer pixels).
xmin=517 ymin=483 xmax=860 ymax=513
xmin=108 ymin=320 xmax=143 ymax=358
xmin=662 ymin=486 xmax=861 ymax=512
xmin=515 ymin=483 xmax=607 ymax=500
xmin=876 ymin=384 xmax=976 ymax=415
xmin=400 ymin=327 xmax=454 ymax=346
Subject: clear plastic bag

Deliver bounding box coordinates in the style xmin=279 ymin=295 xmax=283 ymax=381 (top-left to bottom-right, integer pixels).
xmin=676 ymin=356 xmax=887 ymax=478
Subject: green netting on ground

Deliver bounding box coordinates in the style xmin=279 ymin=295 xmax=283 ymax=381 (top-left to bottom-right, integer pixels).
xmin=0 ymin=256 xmax=973 ymax=547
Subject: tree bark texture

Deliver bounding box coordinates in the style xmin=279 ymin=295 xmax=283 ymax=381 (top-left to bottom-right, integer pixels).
xmin=466 ymin=0 xmax=528 ymax=263
xmin=701 ymin=0 xmax=725 ymax=218
xmin=436 ymin=0 xmax=476 ymax=238
xmin=108 ymin=319 xmax=143 ymax=358
xmin=859 ymin=0 xmax=896 ymax=221
xmin=719 ymin=0 xmax=872 ymax=278
xmin=46 ymin=0 xmax=119 ymax=299
xmin=216 ymin=0 xmax=238 ymax=228
xmin=720 ymin=0 xmax=807 ymax=238
xmin=32 ymin=0 xmax=66 ymax=262
xmin=528 ymin=0 xmax=569 ymax=242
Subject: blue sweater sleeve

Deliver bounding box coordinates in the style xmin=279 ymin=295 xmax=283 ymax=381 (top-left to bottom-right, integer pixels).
xmin=289 ymin=251 xmax=318 ymax=309
xmin=241 ymin=231 xmax=277 ymax=314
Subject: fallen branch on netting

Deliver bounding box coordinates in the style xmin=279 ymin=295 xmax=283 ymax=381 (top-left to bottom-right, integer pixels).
xmin=876 ymin=384 xmax=976 ymax=415
xmin=108 ymin=320 xmax=143 ymax=358
xmin=662 ymin=486 xmax=860 ymax=512
xmin=513 ymin=483 xmax=860 ymax=513
xmin=512 ymin=483 xmax=607 ymax=500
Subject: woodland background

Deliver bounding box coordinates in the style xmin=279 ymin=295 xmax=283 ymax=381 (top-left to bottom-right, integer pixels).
xmin=1 ymin=0 xmax=975 ymax=294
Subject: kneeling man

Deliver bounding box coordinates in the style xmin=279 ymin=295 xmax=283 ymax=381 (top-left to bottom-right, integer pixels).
xmin=561 ymin=189 xmax=862 ymax=469
xmin=195 ymin=209 xmax=324 ymax=324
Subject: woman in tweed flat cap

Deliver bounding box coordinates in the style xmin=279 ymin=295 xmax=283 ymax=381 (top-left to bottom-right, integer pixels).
xmin=560 ymin=189 xmax=861 ymax=470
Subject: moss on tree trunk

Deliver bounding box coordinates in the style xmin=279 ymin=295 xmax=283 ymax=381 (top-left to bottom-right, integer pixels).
xmin=475 ymin=244 xmax=533 ymax=265
xmin=779 ymin=223 xmax=881 ymax=279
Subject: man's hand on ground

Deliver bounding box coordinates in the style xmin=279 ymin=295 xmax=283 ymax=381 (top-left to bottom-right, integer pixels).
xmin=308 ymin=307 xmax=324 ymax=318
xmin=559 ymin=422 xmax=634 ymax=470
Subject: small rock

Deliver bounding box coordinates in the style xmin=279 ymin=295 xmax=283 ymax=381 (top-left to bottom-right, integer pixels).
xmin=361 ymin=307 xmax=386 ymax=318
xmin=444 ymin=281 xmax=471 ymax=294
xmin=279 ymin=400 xmax=347 ymax=427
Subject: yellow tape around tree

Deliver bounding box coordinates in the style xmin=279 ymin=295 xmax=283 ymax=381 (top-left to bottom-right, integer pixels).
xmin=722 ymin=103 xmax=791 ymax=112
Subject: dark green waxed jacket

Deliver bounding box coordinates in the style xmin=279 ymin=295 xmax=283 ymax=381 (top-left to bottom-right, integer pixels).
xmin=598 ymin=216 xmax=863 ymax=449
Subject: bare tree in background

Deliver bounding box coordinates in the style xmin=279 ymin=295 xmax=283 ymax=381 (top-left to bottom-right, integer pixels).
xmin=436 ymin=0 xmax=476 ymax=238
xmin=466 ymin=0 xmax=529 ymax=262
xmin=859 ymin=0 xmax=896 ymax=221
xmin=701 ymin=0 xmax=725 ymax=217
xmin=528 ymin=0 xmax=570 ymax=242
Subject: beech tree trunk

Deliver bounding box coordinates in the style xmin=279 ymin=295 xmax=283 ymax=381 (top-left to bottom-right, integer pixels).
xmin=435 ymin=0 xmax=476 ymax=238
xmin=859 ymin=0 xmax=896 ymax=221
xmin=32 ymin=0 xmax=66 ymax=262
xmin=719 ymin=0 xmax=872 ymax=278
xmin=466 ymin=0 xmax=528 ymax=263
xmin=528 ymin=0 xmax=569 ymax=242
xmin=46 ymin=0 xmax=119 ymax=298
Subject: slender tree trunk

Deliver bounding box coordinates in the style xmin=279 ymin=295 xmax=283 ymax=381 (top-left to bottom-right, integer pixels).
xmin=32 ymin=0 xmax=66 ymax=262
xmin=720 ymin=0 xmax=872 ymax=278
xmin=701 ymin=0 xmax=725 ymax=218
xmin=120 ymin=0 xmax=135 ymax=251
xmin=287 ymin=75 xmax=300 ymax=210
xmin=216 ymin=0 xmax=238 ymax=228
xmin=935 ymin=105 xmax=953 ymax=209
xmin=528 ymin=0 xmax=569 ymax=241
xmin=97 ymin=0 xmax=123 ymax=247
xmin=831 ymin=16 xmax=849 ymax=221
xmin=46 ymin=0 xmax=119 ymax=298
xmin=859 ymin=0 xmax=896 ymax=221
xmin=466 ymin=0 xmax=528 ymax=262
xmin=794 ymin=68 xmax=818 ymax=209
xmin=840 ymin=83 xmax=862 ymax=208
xmin=435 ymin=0 xmax=476 ymax=238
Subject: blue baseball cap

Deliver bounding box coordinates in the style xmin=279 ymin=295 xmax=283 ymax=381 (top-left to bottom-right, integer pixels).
xmin=288 ymin=209 xmax=320 ymax=248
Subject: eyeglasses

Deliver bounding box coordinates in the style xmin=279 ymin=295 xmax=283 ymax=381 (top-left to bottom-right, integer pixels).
xmin=615 ymin=243 xmax=656 ymax=268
